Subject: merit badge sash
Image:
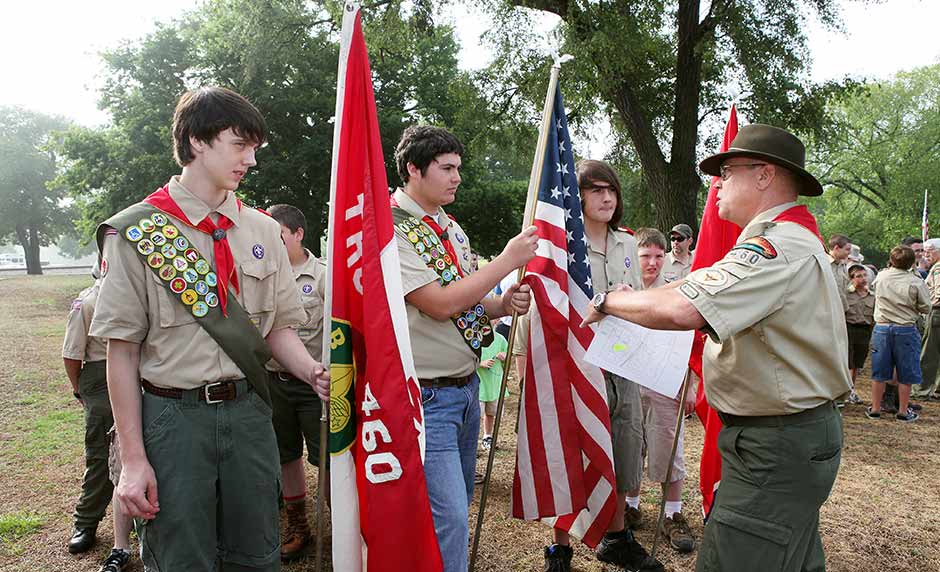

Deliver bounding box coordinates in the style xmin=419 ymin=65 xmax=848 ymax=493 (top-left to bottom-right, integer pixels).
xmin=96 ymin=203 xmax=274 ymax=404
xmin=391 ymin=207 xmax=494 ymax=357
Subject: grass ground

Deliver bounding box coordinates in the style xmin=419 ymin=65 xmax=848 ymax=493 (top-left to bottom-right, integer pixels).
xmin=0 ymin=275 xmax=938 ymax=571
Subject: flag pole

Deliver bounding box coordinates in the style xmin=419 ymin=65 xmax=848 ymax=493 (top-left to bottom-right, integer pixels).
xmin=317 ymin=2 xmax=359 ymax=571
xmin=649 ymin=372 xmax=693 ymax=561
xmin=469 ymin=54 xmax=570 ymax=572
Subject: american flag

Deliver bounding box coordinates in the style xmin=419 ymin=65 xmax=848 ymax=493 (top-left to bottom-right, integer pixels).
xmin=511 ymin=83 xmax=617 ymax=548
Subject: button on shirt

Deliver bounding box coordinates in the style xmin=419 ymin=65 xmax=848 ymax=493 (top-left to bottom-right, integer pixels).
xmin=90 ymin=176 xmax=305 ymax=390
xmin=62 ymin=282 xmax=108 ymax=362
xmin=268 ymin=250 xmax=326 ymax=371
xmin=678 ymin=202 xmax=852 ymax=416
xmin=662 ymin=252 xmax=691 ymax=283
xmin=872 ymin=267 xmax=930 ymax=325
xmin=587 ymin=228 xmax=642 ymax=293
xmin=394 ymin=189 xmax=479 ymax=379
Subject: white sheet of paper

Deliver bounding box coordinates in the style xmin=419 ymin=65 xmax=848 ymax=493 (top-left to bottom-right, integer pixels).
xmin=584 ymin=316 xmax=694 ymax=399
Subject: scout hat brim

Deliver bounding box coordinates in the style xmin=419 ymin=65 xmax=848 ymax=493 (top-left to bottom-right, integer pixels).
xmin=699 ymin=124 xmax=824 ymax=197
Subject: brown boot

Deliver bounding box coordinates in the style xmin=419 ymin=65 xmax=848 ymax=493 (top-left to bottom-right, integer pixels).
xmin=281 ymin=499 xmax=311 ymax=561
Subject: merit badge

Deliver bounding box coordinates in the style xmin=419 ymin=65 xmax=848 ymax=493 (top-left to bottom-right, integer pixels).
xmin=139 ymin=218 xmax=156 ymax=233
xmin=450 ymin=265 xmax=459 ymax=275
xmin=420 ymin=253 xmax=432 ymax=264
xmin=252 ymin=244 xmax=265 ymax=259
xmin=172 ymin=257 xmax=189 ymax=272
xmin=422 ymin=237 xmax=432 ymax=248
xmin=137 ymin=239 xmax=155 ymax=256
xmin=205 ymin=272 xmax=218 ymax=287
xmin=162 ymin=225 xmax=179 ymax=239
xmin=415 ymin=242 xmax=426 ymax=254
xmin=150 ymin=213 xmax=168 ymax=227
xmin=150 ymin=232 xmax=166 ymax=247
xmin=195 ymin=281 xmax=209 ymax=296
xmin=624 ymin=256 xmax=632 ymax=268
xmin=464 ymin=329 xmax=475 ymax=340
xmin=457 ymin=317 xmax=467 ymax=329
xmin=125 ymin=226 xmax=144 ymax=242
xmin=481 ymin=325 xmax=492 ymax=336
xmin=205 ymin=292 xmax=219 ymax=307
xmin=408 ymin=231 xmax=419 ymax=243
xmin=435 ymin=259 xmax=447 ymax=271
xmin=442 ymin=270 xmax=452 ymax=282
xmin=170 ymin=278 xmax=187 ymax=294
xmin=474 ymin=304 xmax=485 ymax=316
xmin=194 ymin=259 xmax=210 ymax=275
xmin=192 ymin=301 xmax=209 ymax=318
xmin=465 ymin=311 xmax=476 ymax=323
xmin=184 ymin=248 xmax=199 ymax=263
xmin=302 ymin=283 xmax=314 ymax=295
xmin=160 ymin=244 xmax=177 ymax=258
xmin=158 ymin=265 xmax=177 ymax=281
xmin=147 ymin=253 xmax=165 ymax=268
xmin=455 ymin=231 xmax=464 ymax=244
xmin=471 ymin=338 xmax=481 ymax=349
xmin=181 ymin=289 xmax=198 ymax=305
xmin=430 ymin=248 xmax=439 ymax=259
xmin=183 ymin=268 xmax=199 ymax=283
xmin=443 ymin=254 xmax=452 ymax=265
xmin=173 ymin=236 xmax=189 ymax=250
xmin=397 ymin=223 xmax=410 ymax=233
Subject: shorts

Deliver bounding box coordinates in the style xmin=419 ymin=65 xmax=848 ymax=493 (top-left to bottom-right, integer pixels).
xmin=871 ymin=324 xmax=922 ymax=385
xmin=269 ymin=371 xmax=323 ymax=466
xmin=604 ymin=372 xmax=644 ymax=493
xmin=846 ymin=322 xmax=872 ymax=370
xmin=640 ymin=387 xmax=685 ymax=483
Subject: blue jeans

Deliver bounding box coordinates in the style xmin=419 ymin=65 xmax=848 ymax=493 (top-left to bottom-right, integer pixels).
xmin=871 ymin=324 xmax=923 ymax=385
xmin=421 ymin=374 xmax=480 ymax=572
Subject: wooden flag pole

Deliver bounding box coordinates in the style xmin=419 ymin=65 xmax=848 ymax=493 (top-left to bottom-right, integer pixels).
xmin=469 ymin=56 xmax=569 ymax=572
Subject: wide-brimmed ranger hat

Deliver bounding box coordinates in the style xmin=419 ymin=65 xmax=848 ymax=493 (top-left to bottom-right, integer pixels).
xmin=698 ymin=124 xmax=824 ymax=197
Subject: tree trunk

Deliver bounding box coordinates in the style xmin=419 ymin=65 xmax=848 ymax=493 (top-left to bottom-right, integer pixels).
xmin=16 ymin=225 xmax=43 ymax=275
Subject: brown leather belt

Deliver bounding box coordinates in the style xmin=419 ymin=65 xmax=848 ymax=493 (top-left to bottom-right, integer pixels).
xmin=418 ymin=376 xmax=472 ymax=389
xmin=141 ymin=378 xmax=247 ymax=404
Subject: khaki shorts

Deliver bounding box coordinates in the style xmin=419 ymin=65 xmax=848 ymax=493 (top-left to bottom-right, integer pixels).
xmin=605 ymin=372 xmax=644 ymax=493
xmin=640 ymin=386 xmax=686 ymax=483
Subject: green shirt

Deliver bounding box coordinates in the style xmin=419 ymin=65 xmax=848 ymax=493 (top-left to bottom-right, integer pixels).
xmin=477 ymin=332 xmax=509 ymax=402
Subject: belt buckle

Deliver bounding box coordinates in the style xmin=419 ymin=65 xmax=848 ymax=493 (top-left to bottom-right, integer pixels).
xmin=204 ymin=381 xmax=226 ymax=404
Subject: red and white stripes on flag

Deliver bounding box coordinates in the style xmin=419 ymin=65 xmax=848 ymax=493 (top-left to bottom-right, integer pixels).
xmin=511 ymin=83 xmax=617 ymax=549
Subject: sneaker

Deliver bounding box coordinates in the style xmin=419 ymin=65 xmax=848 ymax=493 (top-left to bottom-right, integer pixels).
xmin=595 ymin=529 xmax=664 ymax=571
xmin=896 ymin=410 xmax=919 ymax=423
xmin=624 ymin=505 xmax=643 ymax=530
xmin=480 ymin=436 xmax=493 ymax=451
xmin=99 ymin=548 xmax=131 ymax=572
xmin=846 ymin=392 xmax=862 ymax=405
xmin=864 ymin=407 xmax=881 ymax=420
xmin=475 ymin=471 xmax=485 ymax=485
xmin=929 ymin=393 xmax=940 ymax=401
xmin=662 ymin=513 xmax=695 ymax=553
xmin=544 ymin=543 xmax=573 ymax=572
xmin=909 ymin=402 xmax=923 ymax=412
xmin=836 ymin=401 xmax=845 ymax=409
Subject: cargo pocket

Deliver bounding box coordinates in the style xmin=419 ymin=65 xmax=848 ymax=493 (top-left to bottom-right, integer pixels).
xmin=240 ymin=259 xmax=277 ymax=330
xmin=700 ymin=507 xmax=791 ymax=572
xmin=150 ymin=273 xmax=196 ymax=328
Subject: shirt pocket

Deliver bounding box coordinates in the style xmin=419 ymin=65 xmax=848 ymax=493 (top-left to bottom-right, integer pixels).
xmin=149 ymin=273 xmax=196 ymax=328
xmin=240 ymin=259 xmax=277 ymax=326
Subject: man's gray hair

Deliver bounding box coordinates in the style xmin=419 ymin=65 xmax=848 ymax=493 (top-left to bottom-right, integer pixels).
xmin=924 ymin=238 xmax=940 ymax=251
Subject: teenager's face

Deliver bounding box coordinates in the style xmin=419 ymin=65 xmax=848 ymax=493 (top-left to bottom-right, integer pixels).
xmin=850 ymin=270 xmax=868 ymax=290
xmin=638 ymin=245 xmax=665 ymax=282
xmin=409 ymin=153 xmax=462 ymax=209
xmin=580 ymin=181 xmax=618 ymax=225
xmin=192 ymin=128 xmax=259 ymax=191
xmin=831 ymin=243 xmax=851 ymax=261
xmin=278 ymin=223 xmax=304 ymax=259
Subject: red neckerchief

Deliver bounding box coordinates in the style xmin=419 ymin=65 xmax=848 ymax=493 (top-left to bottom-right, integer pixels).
xmin=144 ymin=184 xmax=240 ymax=316
xmin=772 ymin=204 xmax=826 ymax=250
xmin=390 ymin=195 xmax=465 ymax=278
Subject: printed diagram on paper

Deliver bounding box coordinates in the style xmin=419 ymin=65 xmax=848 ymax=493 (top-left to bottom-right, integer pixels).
xmin=584 ymin=316 xmax=694 ymax=398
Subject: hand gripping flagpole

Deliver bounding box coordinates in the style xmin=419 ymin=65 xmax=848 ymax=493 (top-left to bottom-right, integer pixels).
xmin=648 ymin=371 xmax=694 ymax=561
xmin=469 ymin=52 xmax=573 ymax=572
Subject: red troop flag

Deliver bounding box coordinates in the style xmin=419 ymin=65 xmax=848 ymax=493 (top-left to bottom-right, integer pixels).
xmin=326 ymin=5 xmax=442 ymax=571
xmin=689 ymin=104 xmax=741 ymax=519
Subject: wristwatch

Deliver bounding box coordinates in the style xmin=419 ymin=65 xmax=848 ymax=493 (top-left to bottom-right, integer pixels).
xmin=591 ymin=291 xmax=608 ymax=314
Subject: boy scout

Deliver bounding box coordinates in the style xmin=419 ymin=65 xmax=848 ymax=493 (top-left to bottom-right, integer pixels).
xmin=266 ymin=204 xmax=326 ymax=561
xmin=392 ymin=125 xmax=536 ymax=572
xmin=584 ymin=124 xmax=852 ymax=572
xmin=915 ymin=238 xmax=940 ymax=400
xmin=90 ymin=87 xmax=330 ymax=572
xmin=845 ymin=263 xmax=874 ymax=404
xmin=663 ymin=224 xmax=693 ymax=283
xmin=829 ymin=233 xmax=851 ymax=311
xmin=62 ymin=269 xmax=112 ymax=554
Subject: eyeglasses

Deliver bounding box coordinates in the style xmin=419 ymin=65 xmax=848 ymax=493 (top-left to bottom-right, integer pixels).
xmin=719 ymin=163 xmax=767 ymax=181
xmin=670 ymin=236 xmax=687 ymax=242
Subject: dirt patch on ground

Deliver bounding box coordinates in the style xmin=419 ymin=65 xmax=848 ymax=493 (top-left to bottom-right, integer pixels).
xmin=1 ymin=276 xmax=938 ymax=571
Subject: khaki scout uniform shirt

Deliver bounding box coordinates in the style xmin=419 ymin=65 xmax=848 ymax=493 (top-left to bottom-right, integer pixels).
xmin=394 ymin=189 xmax=479 ymax=379
xmin=62 ymin=281 xmax=108 ymax=362
xmin=662 ymin=252 xmax=692 ymax=283
xmin=90 ymin=177 xmax=305 ymax=390
xmin=678 ymin=202 xmax=852 ymax=416
xmin=587 ymin=228 xmax=642 ymax=293
xmin=925 ymin=261 xmax=940 ymax=307
xmin=268 ymin=249 xmax=326 ymax=371
xmin=871 ymin=267 xmax=930 ymax=325
xmin=830 ymin=257 xmax=849 ymax=311
xmin=845 ymin=289 xmax=875 ymax=325
xmin=644 ymin=273 xmax=667 ymax=290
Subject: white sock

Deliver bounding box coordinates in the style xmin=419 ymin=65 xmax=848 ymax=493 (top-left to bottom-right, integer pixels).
xmin=626 ymin=496 xmax=640 ymax=509
xmin=665 ymin=501 xmax=682 ymax=517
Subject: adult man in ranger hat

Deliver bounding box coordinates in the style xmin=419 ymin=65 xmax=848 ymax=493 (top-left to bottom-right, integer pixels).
xmin=583 ymin=124 xmax=851 ymax=572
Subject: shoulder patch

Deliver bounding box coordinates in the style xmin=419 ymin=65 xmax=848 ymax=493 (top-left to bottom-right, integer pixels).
xmin=732 ymin=237 xmax=777 ymax=259
xmin=618 ymin=226 xmax=635 ymax=236
xmin=105 ymin=228 xmax=119 ymax=236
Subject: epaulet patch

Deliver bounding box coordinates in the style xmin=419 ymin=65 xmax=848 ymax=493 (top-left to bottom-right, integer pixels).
xmin=731 ymin=236 xmax=777 ymax=260
xmin=255 ymin=207 xmax=271 ymax=217
xmin=105 ymin=228 xmax=118 ymax=236
xmin=618 ymin=226 xmax=635 ymax=236
xmin=447 ymin=213 xmax=457 ymax=223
